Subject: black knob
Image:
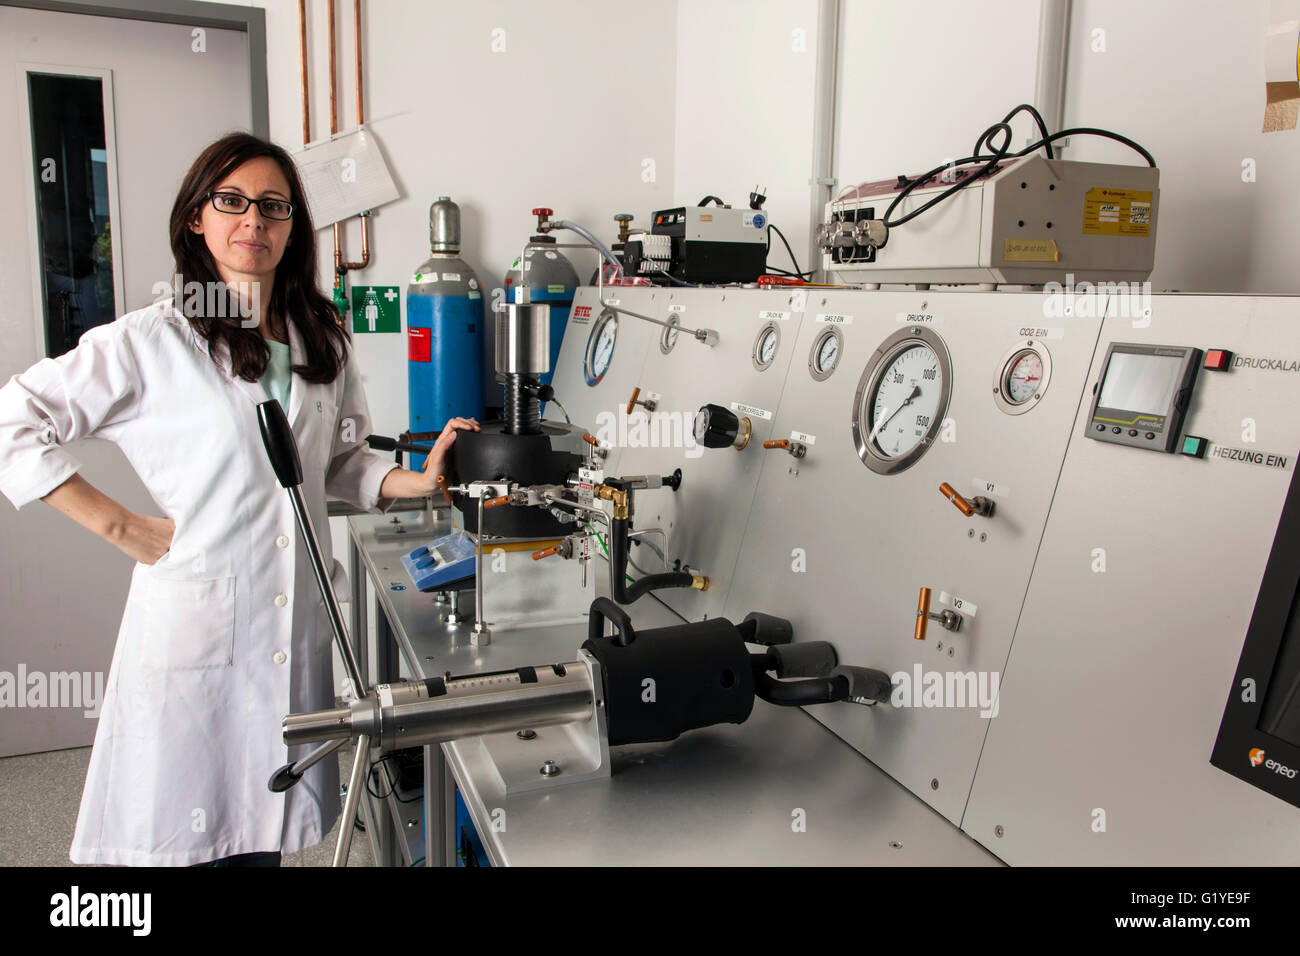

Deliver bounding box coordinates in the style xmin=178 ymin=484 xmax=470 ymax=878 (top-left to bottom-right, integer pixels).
xmin=257 ymin=400 xmax=303 ymax=489
xmin=694 ymin=404 xmax=740 ymax=449
xmin=662 ymin=468 xmax=682 ymax=491
xmin=268 ymin=762 xmax=303 ymax=792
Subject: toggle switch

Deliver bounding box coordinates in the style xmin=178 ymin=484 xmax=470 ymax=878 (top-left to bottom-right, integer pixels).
xmin=939 ymin=482 xmax=995 ymax=518
xmin=915 ymin=586 xmax=962 ymax=641
xmin=627 ymin=386 xmax=658 ymax=414
xmin=763 ymin=438 xmax=807 ymax=459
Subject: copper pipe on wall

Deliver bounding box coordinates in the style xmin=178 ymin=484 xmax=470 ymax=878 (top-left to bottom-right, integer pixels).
xmin=332 ymin=0 xmax=370 ymax=283
xmin=327 ymin=0 xmax=338 ymax=136
xmin=354 ymin=0 xmax=363 ymax=126
xmin=298 ymin=0 xmax=310 ymax=145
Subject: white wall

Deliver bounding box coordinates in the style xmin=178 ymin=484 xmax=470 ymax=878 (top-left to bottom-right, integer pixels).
xmin=1064 ymin=0 xmax=1289 ymax=293
xmin=674 ymin=0 xmax=821 ymax=277
xmin=204 ymin=0 xmax=679 ymax=434
xmin=834 ymin=1 xmax=1044 ymax=194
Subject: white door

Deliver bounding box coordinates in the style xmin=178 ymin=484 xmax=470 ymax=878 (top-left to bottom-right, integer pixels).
xmin=0 ymin=7 xmax=254 ymax=756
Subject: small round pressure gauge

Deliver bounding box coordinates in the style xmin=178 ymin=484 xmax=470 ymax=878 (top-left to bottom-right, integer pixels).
xmin=809 ymin=326 xmax=843 ymax=382
xmin=584 ymin=309 xmax=618 ymax=386
xmin=753 ymin=322 xmax=780 ymax=371
xmin=660 ymin=316 xmax=679 ymax=354
xmin=993 ymin=340 xmax=1052 ymax=415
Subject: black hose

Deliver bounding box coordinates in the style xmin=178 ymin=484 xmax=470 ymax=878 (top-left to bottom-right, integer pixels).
xmin=749 ymin=659 xmax=849 ymax=706
xmin=610 ymin=516 xmax=695 ymax=604
xmin=588 ymin=596 xmax=635 ymax=646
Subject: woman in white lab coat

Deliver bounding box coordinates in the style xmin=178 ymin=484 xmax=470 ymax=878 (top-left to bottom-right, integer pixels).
xmin=0 ymin=132 xmax=478 ymax=866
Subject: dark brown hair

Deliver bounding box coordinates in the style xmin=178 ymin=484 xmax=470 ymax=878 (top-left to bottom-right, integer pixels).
xmin=168 ymin=132 xmax=347 ymax=383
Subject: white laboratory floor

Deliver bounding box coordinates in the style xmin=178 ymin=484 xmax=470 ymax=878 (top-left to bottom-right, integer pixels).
xmin=0 ymin=744 xmax=376 ymax=867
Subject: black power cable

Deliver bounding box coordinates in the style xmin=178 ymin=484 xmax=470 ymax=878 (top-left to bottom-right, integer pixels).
xmin=765 ymin=223 xmax=815 ymax=279
xmin=870 ymin=104 xmax=1155 ymax=248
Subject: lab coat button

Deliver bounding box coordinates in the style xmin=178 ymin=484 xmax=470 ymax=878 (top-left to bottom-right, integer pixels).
xmin=272 ymin=651 xmax=287 ymax=665
xmin=274 ymin=592 xmax=288 ymax=607
xmin=275 ymin=535 xmax=290 ymax=549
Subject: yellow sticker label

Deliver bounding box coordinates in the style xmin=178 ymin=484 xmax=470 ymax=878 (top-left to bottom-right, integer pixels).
xmin=1083 ymin=188 xmax=1152 ymax=236
xmin=1004 ymin=238 xmax=1060 ymax=262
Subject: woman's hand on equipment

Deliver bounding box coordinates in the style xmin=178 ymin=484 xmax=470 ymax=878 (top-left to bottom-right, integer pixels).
xmin=420 ymin=417 xmax=480 ymax=493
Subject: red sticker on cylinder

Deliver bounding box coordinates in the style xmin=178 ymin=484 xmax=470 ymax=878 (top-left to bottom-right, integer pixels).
xmin=408 ymin=327 xmax=431 ymax=362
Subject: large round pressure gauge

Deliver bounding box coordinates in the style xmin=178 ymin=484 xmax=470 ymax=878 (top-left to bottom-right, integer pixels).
xmin=993 ymin=340 xmax=1052 ymax=415
xmin=584 ymin=309 xmax=618 ymax=386
xmin=852 ymin=326 xmax=953 ymax=474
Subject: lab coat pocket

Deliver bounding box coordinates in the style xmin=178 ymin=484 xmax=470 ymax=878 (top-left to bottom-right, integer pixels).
xmin=139 ymin=575 xmax=236 ymax=670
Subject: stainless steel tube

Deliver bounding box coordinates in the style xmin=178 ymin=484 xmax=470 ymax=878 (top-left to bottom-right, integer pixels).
xmin=287 ymin=485 xmax=366 ymax=699
xmin=283 ymin=661 xmax=595 ymax=749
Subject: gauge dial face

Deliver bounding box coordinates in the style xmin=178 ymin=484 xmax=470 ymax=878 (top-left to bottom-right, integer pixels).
xmin=816 ymin=333 xmax=840 ymax=373
xmin=869 ymin=343 xmax=943 ymax=458
xmin=665 ymin=325 xmax=678 ymax=348
xmin=586 ymin=313 xmax=617 ymax=384
xmin=1004 ymin=349 xmax=1043 ymax=403
xmin=759 ymin=328 xmax=778 ymax=364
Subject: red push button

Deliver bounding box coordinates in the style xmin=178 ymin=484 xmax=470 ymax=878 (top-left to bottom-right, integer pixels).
xmin=1204 ymin=349 xmax=1233 ymax=370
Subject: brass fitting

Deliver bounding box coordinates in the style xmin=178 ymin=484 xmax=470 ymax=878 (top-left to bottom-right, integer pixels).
xmin=594 ymin=484 xmax=630 ymax=519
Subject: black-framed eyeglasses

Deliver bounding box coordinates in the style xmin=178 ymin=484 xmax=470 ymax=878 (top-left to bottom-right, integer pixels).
xmin=206 ymin=191 xmax=295 ymax=221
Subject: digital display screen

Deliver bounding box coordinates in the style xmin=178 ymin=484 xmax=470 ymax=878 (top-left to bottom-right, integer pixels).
xmin=1098 ymin=351 xmax=1184 ymax=415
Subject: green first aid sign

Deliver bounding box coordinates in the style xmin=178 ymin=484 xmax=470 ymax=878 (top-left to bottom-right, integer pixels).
xmin=352 ymin=286 xmax=401 ymax=333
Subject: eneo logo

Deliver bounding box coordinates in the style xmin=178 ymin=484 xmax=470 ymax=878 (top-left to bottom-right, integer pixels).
xmin=1249 ymin=747 xmax=1297 ymax=779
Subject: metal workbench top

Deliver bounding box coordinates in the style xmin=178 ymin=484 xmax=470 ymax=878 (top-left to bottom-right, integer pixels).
xmin=348 ymin=510 xmax=1000 ymax=866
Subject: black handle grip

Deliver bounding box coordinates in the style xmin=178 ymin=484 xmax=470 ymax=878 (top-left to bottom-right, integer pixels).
xmin=588 ymin=596 xmax=636 ymax=647
xmin=366 ymin=433 xmax=434 ymax=456
xmin=767 ymin=641 xmax=837 ymax=679
xmin=268 ymin=762 xmax=303 ymax=793
xmin=739 ymin=611 xmax=794 ymax=646
xmin=257 ymin=400 xmax=302 ymax=489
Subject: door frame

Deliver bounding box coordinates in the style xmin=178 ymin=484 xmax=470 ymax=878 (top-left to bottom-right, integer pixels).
xmin=0 ymin=0 xmax=268 ymax=137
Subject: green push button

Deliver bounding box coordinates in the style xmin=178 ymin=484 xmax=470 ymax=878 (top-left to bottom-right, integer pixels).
xmin=1181 ymin=436 xmax=1208 ymax=458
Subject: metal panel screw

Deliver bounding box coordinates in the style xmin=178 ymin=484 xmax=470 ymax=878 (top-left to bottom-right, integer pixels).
xmin=540 ymin=760 xmax=560 ymax=777
xmin=517 ymin=729 xmax=537 ymax=740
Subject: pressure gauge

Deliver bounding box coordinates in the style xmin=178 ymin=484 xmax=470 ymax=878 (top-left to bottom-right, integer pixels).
xmin=993 ymin=340 xmax=1052 ymax=415
xmin=809 ymin=326 xmax=843 ymax=382
xmin=852 ymin=326 xmax=953 ymax=474
xmin=753 ymin=322 xmax=780 ymax=371
xmin=584 ymin=309 xmax=618 ymax=386
xmin=660 ymin=316 xmax=679 ymax=354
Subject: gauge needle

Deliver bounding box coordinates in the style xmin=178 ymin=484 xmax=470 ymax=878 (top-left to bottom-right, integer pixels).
xmin=870 ymin=385 xmax=920 ymax=442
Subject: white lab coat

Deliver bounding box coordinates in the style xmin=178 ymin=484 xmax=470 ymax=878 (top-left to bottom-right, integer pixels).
xmin=0 ymin=299 xmax=398 ymax=865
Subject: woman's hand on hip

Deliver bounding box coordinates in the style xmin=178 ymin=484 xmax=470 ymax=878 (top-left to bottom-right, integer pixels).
xmin=41 ymin=474 xmax=175 ymax=565
xmin=113 ymin=513 xmax=176 ymax=565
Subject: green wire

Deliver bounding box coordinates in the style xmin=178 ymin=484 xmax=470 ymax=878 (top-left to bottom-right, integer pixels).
xmin=591 ymin=530 xmax=636 ymax=584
